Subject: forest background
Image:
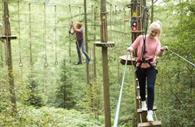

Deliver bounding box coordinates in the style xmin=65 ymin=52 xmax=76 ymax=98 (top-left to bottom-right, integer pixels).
xmin=0 ymin=0 xmax=194 ymax=127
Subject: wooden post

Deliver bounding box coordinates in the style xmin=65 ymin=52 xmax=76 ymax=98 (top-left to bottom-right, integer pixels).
xmin=84 ymin=0 xmax=90 ymax=84
xmin=101 ymin=0 xmax=111 ymax=127
xmin=93 ymin=6 xmax=97 ymax=80
xmin=93 ymin=5 xmax=98 ymax=118
xmin=0 ymin=23 xmax=4 ymax=67
xmin=94 ymin=0 xmax=114 ymax=126
xmin=1 ymin=0 xmax=17 ymax=115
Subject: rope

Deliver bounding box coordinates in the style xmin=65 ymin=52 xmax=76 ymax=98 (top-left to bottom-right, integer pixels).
xmin=18 ymin=0 xmax=23 ymax=67
xmin=43 ymin=2 xmax=48 ymax=67
xmin=68 ymin=4 xmax=73 ymax=63
xmin=113 ymin=52 xmax=129 ymax=127
xmin=169 ymin=49 xmax=195 ymax=68
xmin=29 ymin=3 xmax=33 ymax=67
xmin=54 ymin=5 xmax=58 ymax=65
xmin=141 ymin=5 xmax=149 ymax=59
xmin=13 ymin=0 xmax=82 ymax=7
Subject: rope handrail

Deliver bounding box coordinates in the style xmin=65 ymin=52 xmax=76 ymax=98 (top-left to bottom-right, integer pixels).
xmin=168 ymin=49 xmax=195 ymax=68
xmin=113 ymin=52 xmax=129 ymax=127
xmin=3 ymin=1 xmax=83 ymax=7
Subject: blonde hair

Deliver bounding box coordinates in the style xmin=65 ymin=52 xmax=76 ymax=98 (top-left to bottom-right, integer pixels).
xmin=76 ymin=22 xmax=82 ymax=29
xmin=148 ymin=20 xmax=162 ymax=39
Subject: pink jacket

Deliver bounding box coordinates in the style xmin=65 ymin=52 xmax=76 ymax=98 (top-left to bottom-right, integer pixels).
xmin=131 ymin=35 xmax=162 ymax=66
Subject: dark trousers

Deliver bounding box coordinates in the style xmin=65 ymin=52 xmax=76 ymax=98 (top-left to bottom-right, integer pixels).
xmin=136 ymin=66 xmax=157 ymax=110
xmin=76 ymin=40 xmax=90 ymax=63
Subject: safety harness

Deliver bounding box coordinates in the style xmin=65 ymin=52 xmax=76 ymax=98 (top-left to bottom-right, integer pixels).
xmin=137 ymin=7 xmax=153 ymax=69
xmin=137 ymin=36 xmax=154 ymax=68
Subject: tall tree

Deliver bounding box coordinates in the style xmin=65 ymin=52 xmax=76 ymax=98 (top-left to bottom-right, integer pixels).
xmin=26 ymin=74 xmax=43 ymax=107
xmin=55 ymin=60 xmax=75 ymax=109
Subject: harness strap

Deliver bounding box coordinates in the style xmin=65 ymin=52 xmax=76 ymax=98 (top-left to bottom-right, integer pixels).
xmin=137 ymin=58 xmax=153 ymax=68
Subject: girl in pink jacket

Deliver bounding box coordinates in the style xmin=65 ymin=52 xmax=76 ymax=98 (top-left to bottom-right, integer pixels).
xmin=128 ymin=21 xmax=167 ymax=121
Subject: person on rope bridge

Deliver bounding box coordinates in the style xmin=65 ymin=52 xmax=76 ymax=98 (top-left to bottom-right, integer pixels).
xmin=127 ymin=21 xmax=168 ymax=122
xmin=69 ymin=21 xmax=90 ymax=65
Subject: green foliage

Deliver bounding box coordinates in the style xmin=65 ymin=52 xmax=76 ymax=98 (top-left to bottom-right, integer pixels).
xmin=0 ymin=68 xmax=11 ymax=112
xmin=25 ymin=74 xmax=43 ymax=107
xmin=172 ymin=1 xmax=195 ymax=56
xmin=54 ymin=60 xmax=76 ymax=109
xmin=0 ymin=0 xmax=194 ymax=127
xmin=152 ymin=1 xmax=195 ymax=126
xmin=0 ymin=105 xmax=104 ymax=127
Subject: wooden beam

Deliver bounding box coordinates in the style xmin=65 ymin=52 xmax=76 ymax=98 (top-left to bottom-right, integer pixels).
xmin=138 ymin=121 xmax=161 ymax=127
xmin=0 ymin=35 xmax=17 ymax=40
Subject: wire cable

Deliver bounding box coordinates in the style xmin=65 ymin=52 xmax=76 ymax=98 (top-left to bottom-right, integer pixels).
xmin=113 ymin=52 xmax=129 ymax=127
xmin=43 ymin=2 xmax=48 ymax=67
xmin=54 ymin=5 xmax=58 ymax=65
xmin=169 ymin=49 xmax=195 ymax=68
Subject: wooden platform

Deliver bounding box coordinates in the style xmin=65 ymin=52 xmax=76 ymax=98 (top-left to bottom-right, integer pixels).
xmin=120 ymin=54 xmax=136 ymax=65
xmin=0 ymin=35 xmax=17 ymax=40
xmin=94 ymin=41 xmax=115 ymax=48
xmin=138 ymin=121 xmax=161 ymax=127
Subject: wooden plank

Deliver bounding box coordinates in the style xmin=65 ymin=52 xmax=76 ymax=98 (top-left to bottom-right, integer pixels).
xmin=138 ymin=121 xmax=161 ymax=127
xmin=137 ymin=106 xmax=157 ymax=113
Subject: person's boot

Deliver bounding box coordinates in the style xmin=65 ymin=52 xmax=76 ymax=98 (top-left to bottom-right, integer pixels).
xmin=76 ymin=61 xmax=82 ymax=65
xmin=87 ymin=58 xmax=91 ymax=64
xmin=141 ymin=101 xmax=147 ymax=111
xmin=147 ymin=110 xmax=154 ymax=122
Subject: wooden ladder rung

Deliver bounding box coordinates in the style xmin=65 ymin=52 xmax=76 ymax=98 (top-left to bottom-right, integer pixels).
xmin=137 ymin=106 xmax=157 ymax=113
xmin=138 ymin=121 xmax=161 ymax=127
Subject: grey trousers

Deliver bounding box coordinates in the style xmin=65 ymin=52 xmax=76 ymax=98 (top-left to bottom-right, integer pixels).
xmin=76 ymin=40 xmax=90 ymax=63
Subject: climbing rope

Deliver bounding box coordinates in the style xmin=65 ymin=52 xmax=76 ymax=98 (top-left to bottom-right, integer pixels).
xmin=113 ymin=52 xmax=129 ymax=127
xmin=18 ymin=0 xmax=23 ymax=67
xmin=28 ymin=3 xmax=33 ymax=67
xmin=79 ymin=6 xmax=82 ymax=21
xmin=168 ymin=49 xmax=195 ymax=67
xmin=68 ymin=4 xmax=72 ymax=63
xmin=43 ymin=2 xmax=48 ymax=68
xmin=54 ymin=5 xmax=58 ymax=65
